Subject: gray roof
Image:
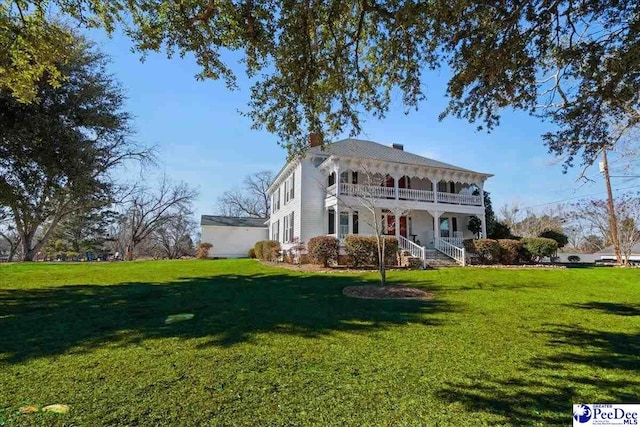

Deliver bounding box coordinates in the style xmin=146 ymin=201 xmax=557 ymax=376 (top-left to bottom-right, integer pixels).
xmin=201 ymin=215 xmax=268 ymax=228
xmin=596 ymin=243 xmax=640 ymax=255
xmin=308 ymin=138 xmax=487 ymax=174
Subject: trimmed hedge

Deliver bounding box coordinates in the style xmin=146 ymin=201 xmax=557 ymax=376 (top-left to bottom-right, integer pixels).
xmin=344 ymin=235 xmax=399 ymax=266
xmin=521 ymin=237 xmax=558 ymax=261
xmin=497 ymin=239 xmax=523 ymax=265
xmin=568 ymin=255 xmax=581 ymax=262
xmin=248 ymin=248 xmax=256 ymax=258
xmin=344 ymin=235 xmax=373 ymax=266
xmin=538 ymin=230 xmax=569 ymax=248
xmin=472 ymin=239 xmax=501 ymax=264
xmin=307 ymin=236 xmax=339 ymax=266
xmin=253 ymin=240 xmax=281 ymax=261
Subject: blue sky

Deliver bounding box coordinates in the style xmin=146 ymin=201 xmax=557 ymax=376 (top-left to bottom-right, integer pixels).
xmin=90 ymin=29 xmax=637 ymax=220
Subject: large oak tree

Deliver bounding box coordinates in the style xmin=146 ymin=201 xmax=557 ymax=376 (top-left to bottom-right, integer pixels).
xmin=0 ymin=35 xmax=149 ymax=261
xmin=2 ymin=1 xmax=638 ymax=167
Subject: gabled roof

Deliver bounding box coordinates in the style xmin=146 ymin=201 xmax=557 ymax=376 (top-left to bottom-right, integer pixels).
xmin=308 ymin=138 xmax=486 ymax=174
xmin=201 ymin=215 xmax=268 ymax=228
xmin=596 ymin=243 xmax=640 ymax=255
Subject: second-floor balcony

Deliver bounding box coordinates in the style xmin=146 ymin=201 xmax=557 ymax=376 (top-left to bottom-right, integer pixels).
xmin=327 ymin=182 xmax=483 ymax=206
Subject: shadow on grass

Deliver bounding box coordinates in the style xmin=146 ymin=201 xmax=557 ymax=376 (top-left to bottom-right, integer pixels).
xmin=0 ymin=273 xmax=455 ymax=364
xmin=437 ymin=323 xmax=640 ymax=425
xmin=566 ymin=302 xmax=640 ymax=317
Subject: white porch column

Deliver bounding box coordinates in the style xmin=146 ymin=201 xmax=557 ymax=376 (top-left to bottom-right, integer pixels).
xmin=335 ymin=204 xmax=340 ymax=238
xmin=335 ymin=163 xmax=341 ymax=196
xmin=480 ymin=213 xmax=487 ymax=239
xmin=433 ymin=211 xmax=442 ymax=239
xmin=392 ymin=208 xmax=403 ymax=238
xmin=430 ymin=178 xmax=439 ymax=204
xmin=394 ymin=175 xmax=400 ymax=200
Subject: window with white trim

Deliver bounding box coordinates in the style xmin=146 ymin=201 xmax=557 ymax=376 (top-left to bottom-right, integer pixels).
xmin=272 ymin=220 xmax=280 ymax=242
xmin=288 ymin=212 xmax=294 ymax=242
xmin=283 ymin=215 xmax=289 ymax=242
xmin=289 ymin=173 xmax=295 ymax=201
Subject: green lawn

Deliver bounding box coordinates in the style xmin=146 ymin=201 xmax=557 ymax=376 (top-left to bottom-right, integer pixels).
xmin=0 ymin=260 xmax=638 ymax=426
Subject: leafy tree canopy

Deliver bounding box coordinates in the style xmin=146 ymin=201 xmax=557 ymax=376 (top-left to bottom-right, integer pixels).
xmin=0 ymin=34 xmax=149 ymax=260
xmin=2 ymin=0 xmax=638 ymax=166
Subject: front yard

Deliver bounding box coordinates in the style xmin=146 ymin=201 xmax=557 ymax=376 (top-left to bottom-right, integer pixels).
xmin=0 ymin=260 xmax=638 ymax=426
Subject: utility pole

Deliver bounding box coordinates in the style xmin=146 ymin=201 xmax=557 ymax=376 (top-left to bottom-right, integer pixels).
xmin=601 ymin=149 xmax=623 ymax=264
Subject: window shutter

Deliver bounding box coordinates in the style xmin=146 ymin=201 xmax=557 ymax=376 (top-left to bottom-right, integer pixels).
xmin=290 ymin=174 xmax=295 ymax=200
xmin=328 ymin=210 xmax=335 ymax=234
xmin=290 ymin=212 xmax=294 ymax=242
xmin=353 ymin=212 xmax=359 ymax=234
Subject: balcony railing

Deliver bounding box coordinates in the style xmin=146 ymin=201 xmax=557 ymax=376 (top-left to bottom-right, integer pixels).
xmin=331 ymin=183 xmax=482 ymax=206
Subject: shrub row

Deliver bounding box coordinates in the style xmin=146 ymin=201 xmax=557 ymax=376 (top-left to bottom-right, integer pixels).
xmin=520 ymin=237 xmax=558 ymax=262
xmin=307 ymin=236 xmax=339 ymax=266
xmin=254 ymin=240 xmax=281 ymax=261
xmin=344 ymin=235 xmax=398 ymax=267
xmin=465 ymin=237 xmax=558 ymax=265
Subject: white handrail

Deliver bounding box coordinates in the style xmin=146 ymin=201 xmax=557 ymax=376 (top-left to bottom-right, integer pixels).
xmin=398 ymin=188 xmax=435 ymax=202
xmin=435 ymin=237 xmax=466 ymax=266
xmin=441 ymin=236 xmax=464 ymax=247
xmin=436 ymin=192 xmax=482 ymax=206
xmin=398 ymin=235 xmax=427 ymax=268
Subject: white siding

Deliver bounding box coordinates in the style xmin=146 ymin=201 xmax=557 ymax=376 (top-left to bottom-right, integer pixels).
xmin=268 ymin=163 xmax=304 ymax=249
xmin=201 ymin=226 xmax=268 ymax=258
xmin=299 ymin=160 xmax=327 ymax=242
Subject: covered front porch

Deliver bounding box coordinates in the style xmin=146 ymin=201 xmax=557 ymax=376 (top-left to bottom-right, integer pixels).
xmin=325 ymin=206 xmax=485 ymax=247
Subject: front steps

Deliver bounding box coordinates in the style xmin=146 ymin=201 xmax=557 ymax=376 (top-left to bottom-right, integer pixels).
xmin=425 ymin=249 xmax=460 ymax=268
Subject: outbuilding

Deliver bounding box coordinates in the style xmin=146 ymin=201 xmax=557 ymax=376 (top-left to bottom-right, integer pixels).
xmin=200 ymin=215 xmax=268 ymax=258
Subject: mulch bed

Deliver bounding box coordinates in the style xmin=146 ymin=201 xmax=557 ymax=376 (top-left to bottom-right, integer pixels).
xmin=343 ymin=285 xmax=434 ymax=300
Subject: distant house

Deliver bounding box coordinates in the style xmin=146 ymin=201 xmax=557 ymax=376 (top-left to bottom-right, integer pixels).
xmin=266 ymin=137 xmax=492 ymax=266
xmin=200 ymin=215 xmax=268 ymax=258
xmin=595 ymin=243 xmax=640 ymax=263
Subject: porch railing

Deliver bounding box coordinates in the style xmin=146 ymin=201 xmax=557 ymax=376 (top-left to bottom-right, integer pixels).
xmin=435 ymin=237 xmax=466 ymax=266
xmin=330 ymin=183 xmax=481 ymax=206
xmin=340 ymin=183 xmax=395 ymax=198
xmin=398 ymin=188 xmax=435 ymax=202
xmin=398 ymin=235 xmax=427 ymax=268
xmin=436 ymin=192 xmax=482 ymax=206
xmin=441 ymin=232 xmax=464 ymax=248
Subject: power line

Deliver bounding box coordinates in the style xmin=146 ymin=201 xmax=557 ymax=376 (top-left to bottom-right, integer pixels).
xmin=521 ymin=184 xmax=640 ymax=209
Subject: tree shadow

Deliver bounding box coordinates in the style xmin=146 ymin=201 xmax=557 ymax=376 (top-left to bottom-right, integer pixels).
xmin=0 ymin=273 xmax=456 ymax=364
xmin=533 ymin=324 xmax=640 ymax=372
xmin=437 ymin=323 xmax=640 ymax=425
xmin=566 ymin=302 xmax=640 ymax=317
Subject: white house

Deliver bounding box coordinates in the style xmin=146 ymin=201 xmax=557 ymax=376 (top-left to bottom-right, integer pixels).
xmin=267 ymin=136 xmax=493 ymax=266
xmin=200 ymin=215 xmax=268 ymax=258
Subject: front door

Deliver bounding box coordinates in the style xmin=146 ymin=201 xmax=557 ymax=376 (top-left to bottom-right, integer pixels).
xmin=385 ymin=215 xmax=407 ymax=237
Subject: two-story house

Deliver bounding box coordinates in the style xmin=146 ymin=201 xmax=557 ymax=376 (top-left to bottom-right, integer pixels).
xmin=267 ymin=136 xmax=493 ymax=266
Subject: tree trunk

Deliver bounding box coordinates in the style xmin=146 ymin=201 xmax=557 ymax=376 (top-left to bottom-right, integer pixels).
xmin=19 ymin=231 xmax=36 ymax=261
xmin=377 ymin=237 xmax=386 ymax=286
xmin=125 ymin=242 xmax=134 ymax=261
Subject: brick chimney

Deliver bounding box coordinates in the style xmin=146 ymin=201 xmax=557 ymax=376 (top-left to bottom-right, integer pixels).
xmin=309 ymin=132 xmax=322 ymax=148
xmin=391 ymin=143 xmax=404 ymax=151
